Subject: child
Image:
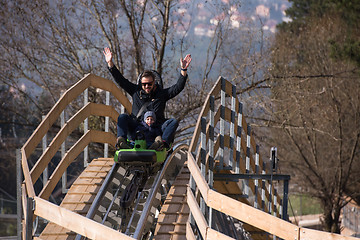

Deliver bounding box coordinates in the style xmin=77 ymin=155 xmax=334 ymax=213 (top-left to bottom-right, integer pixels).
xmin=136 ymin=111 xmax=163 ymax=150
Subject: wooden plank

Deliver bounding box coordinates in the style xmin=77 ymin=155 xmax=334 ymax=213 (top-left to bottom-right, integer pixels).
xmin=155 ymin=161 xmax=190 ymax=239
xmin=208 ymin=99 xmax=276 ymax=207
xmin=22 ymin=74 xmax=91 ymax=159
xmin=89 ymin=103 xmax=119 ymax=123
xmin=21 ymin=184 xmax=29 ymax=230
xmin=23 ymin=73 xmax=119 ymax=191
xmin=21 ymin=151 xmax=35 ymax=197
xmin=223 ymin=77 xmax=234 ymax=96
xmin=207 ymin=190 xmax=298 ymax=240
xmin=90 ymin=130 xmax=116 ymax=146
xmin=212 ymin=135 xmax=268 ymax=211
xmin=191 ymin=77 xmax=282 ymax=218
xmin=299 ymin=227 xmax=359 ymax=240
xmin=189 ymin=77 xmax=222 ymax=153
xmin=89 ymin=74 xmax=132 ymax=113
xmin=189 ymin=100 xmax=209 ymax=152
xmin=186 ymin=187 xmax=207 ymax=239
xmin=39 ymin=131 xmax=91 ymax=200
xmin=207 ymin=227 xmax=235 ymax=240
xmin=186 ymin=221 xmax=196 ymax=240
xmin=187 ymin=152 xmax=209 ymax=202
xmin=30 ymin=103 xmax=116 ymax=185
xmin=209 ymin=76 xmax=223 ymax=97
xmin=30 ymin=103 xmax=91 ymax=183
xmin=39 ymin=158 xmax=114 ymax=239
xmin=34 ymin=197 xmax=134 ymax=240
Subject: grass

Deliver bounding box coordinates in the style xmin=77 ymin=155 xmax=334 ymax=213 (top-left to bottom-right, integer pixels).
xmin=288 ymin=194 xmax=323 ymax=217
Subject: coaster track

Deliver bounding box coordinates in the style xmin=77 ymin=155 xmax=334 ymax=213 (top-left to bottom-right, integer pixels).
xmin=20 ymin=74 xmax=358 ymax=240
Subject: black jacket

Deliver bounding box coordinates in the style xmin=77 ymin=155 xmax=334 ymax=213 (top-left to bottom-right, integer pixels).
xmin=109 ymin=65 xmax=187 ymax=123
xmin=135 ymin=121 xmax=162 ymax=145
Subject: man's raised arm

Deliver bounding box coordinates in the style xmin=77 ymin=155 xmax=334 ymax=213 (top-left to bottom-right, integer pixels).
xmin=103 ymin=47 xmax=114 ymax=68
xmin=180 ymin=54 xmax=192 ymax=77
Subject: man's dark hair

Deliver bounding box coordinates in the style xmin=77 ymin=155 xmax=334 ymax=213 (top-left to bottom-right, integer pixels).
xmin=141 ymin=70 xmax=155 ymax=82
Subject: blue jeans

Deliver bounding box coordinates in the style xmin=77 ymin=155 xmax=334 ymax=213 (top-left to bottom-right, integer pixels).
xmin=117 ymin=114 xmax=179 ymax=144
xmin=160 ymin=118 xmax=179 ymax=144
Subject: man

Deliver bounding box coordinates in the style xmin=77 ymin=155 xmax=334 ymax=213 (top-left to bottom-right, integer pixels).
xmin=103 ymin=47 xmax=192 ymax=149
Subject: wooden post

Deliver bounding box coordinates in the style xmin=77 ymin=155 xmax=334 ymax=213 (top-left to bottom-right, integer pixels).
xmin=104 ymin=91 xmax=110 ymax=158
xmin=42 ymin=115 xmax=48 ymax=185
xmin=245 ymin=125 xmax=251 ymax=197
xmin=25 ymin=197 xmax=34 ymax=240
xmin=229 ymin=85 xmax=236 ymax=170
xmin=254 ymin=145 xmax=260 ymax=209
xmin=261 ymin=161 xmax=266 ymax=211
xmin=219 ymin=77 xmax=226 ymax=170
xmin=200 ymin=117 xmax=207 ymax=216
xmin=282 ymin=179 xmax=289 ymax=221
xmin=60 ymin=104 xmax=68 ymax=194
xmin=208 ymin=96 xmax=215 ymax=228
xmin=235 ymin=102 xmax=243 ymax=174
xmin=16 ymin=149 xmax=22 ymax=240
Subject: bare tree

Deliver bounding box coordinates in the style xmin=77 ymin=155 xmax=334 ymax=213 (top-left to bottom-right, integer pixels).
xmin=269 ymin=13 xmax=360 ymax=233
xmin=0 ymin=0 xmax=277 ymax=197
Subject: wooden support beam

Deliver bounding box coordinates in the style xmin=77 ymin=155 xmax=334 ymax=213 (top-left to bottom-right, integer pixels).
xmin=207 ymin=189 xmax=298 ymax=240
xmin=299 ymin=227 xmax=359 ymax=240
xmin=88 ymin=74 xmax=132 ymax=112
xmin=186 ymin=187 xmax=207 ymax=239
xmin=189 ymin=76 xmax=222 ymax=152
xmin=207 ymin=228 xmax=236 ymax=240
xmin=34 ymin=197 xmax=133 ymax=240
xmin=187 ymin=152 xmax=209 ymax=202
xmin=22 ymin=74 xmax=91 ymax=160
xmin=186 ymin=221 xmax=196 ymax=240
xmin=39 ymin=131 xmax=91 ymax=200
xmin=21 ymin=150 xmax=35 ymax=198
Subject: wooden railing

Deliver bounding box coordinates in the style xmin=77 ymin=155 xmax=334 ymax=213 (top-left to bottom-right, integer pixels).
xmin=186 ymin=152 xmax=359 ymax=240
xmin=189 ymin=76 xmax=286 ymax=216
xmin=21 ymin=73 xmax=131 ymax=239
xmin=20 ymin=73 xmax=358 ymax=240
xmin=185 ymin=76 xmax=358 ymax=240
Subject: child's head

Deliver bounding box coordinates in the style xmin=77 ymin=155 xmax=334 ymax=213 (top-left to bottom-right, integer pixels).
xmin=144 ymin=111 xmax=156 ymax=126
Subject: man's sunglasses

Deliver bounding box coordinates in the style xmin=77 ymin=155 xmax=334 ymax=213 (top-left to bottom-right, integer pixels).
xmin=142 ymin=82 xmax=154 ymax=87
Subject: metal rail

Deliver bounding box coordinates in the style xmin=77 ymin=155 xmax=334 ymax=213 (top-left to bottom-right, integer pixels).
xmin=74 ymin=163 xmax=120 ymax=240
xmin=133 ymin=151 xmax=176 ymax=239
xmin=73 ymin=145 xmax=186 ymax=239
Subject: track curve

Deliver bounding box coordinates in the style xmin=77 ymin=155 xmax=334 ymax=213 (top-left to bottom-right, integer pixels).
xmin=39 ymin=158 xmax=114 ymax=239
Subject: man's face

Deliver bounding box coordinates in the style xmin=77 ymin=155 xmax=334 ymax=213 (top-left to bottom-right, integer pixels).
xmin=145 ymin=116 xmax=155 ymax=126
xmin=141 ymin=76 xmax=155 ymax=94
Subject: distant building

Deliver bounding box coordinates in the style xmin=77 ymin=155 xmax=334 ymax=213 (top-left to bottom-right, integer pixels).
xmin=342 ymin=200 xmax=360 ymax=237
xmin=263 ymin=19 xmax=277 ymax=33
xmin=256 ymin=4 xmax=270 ymax=18
xmin=210 ymin=12 xmax=225 ymax=26
xmin=230 ymin=13 xmax=247 ymax=29
xmin=194 ymin=24 xmax=215 ymax=37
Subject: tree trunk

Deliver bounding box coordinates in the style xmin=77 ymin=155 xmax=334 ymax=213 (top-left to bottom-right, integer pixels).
xmin=322 ymin=200 xmax=341 ymax=233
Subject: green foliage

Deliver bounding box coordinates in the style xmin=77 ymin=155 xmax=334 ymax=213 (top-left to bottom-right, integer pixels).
xmin=289 ymin=194 xmax=322 ymax=217
xmin=0 ymin=222 xmax=17 ymax=237
xmin=285 ymin=0 xmax=334 ymax=20
xmin=279 ymin=0 xmax=360 ymax=70
xmin=284 ymin=0 xmax=360 ymax=23
xmin=330 ymin=39 xmax=360 ymax=67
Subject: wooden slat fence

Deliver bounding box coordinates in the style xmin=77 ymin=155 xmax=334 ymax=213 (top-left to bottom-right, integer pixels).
xmin=188 ymin=77 xmax=285 ymax=217
xmin=21 ymin=73 xmax=131 ymax=239
xmin=186 ymin=76 xmax=358 ymax=240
